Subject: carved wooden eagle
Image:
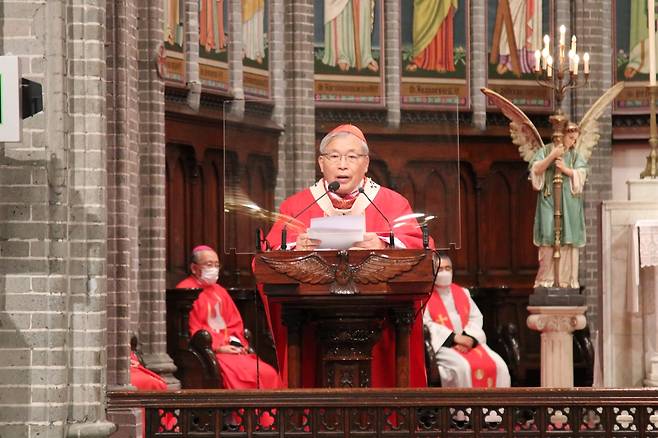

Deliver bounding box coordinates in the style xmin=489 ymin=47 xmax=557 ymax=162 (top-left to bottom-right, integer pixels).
xmin=259 ymin=250 xmax=426 ymax=295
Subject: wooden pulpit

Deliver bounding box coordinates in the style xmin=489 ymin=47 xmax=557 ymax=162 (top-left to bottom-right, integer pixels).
xmin=254 ymin=249 xmax=433 ymax=388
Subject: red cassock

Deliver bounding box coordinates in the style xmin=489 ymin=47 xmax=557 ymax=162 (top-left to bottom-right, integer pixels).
xmin=130 ymin=351 xmax=167 ymax=390
xmin=263 ymin=179 xmax=431 ymax=388
xmin=178 ymin=276 xmax=283 ymax=389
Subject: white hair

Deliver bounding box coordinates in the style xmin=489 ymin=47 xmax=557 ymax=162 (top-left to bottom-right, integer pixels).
xmin=432 ymin=252 xmax=452 ymax=270
xmin=319 ymin=131 xmax=369 ymax=155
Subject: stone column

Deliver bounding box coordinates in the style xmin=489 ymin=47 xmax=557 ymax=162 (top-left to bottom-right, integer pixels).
xmin=137 ymin=0 xmax=179 ymax=388
xmin=384 ymin=0 xmax=401 ymax=128
xmin=470 ymin=0 xmax=486 ymax=129
xmin=527 ymin=306 xmax=587 ymax=387
xmin=283 ymin=0 xmax=316 ymax=195
xmin=184 ymin=0 xmax=201 ymax=110
xmin=228 ymin=0 xmax=245 ymax=117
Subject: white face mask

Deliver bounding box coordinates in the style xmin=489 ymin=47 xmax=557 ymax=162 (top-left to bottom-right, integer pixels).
xmin=435 ymin=271 xmax=452 ymax=287
xmin=199 ymin=267 xmax=219 ymax=285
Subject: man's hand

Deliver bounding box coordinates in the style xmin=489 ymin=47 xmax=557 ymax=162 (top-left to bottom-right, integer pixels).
xmin=452 ymin=334 xmax=474 ymax=353
xmin=295 ymin=233 xmax=321 ymax=251
xmin=216 ymin=345 xmax=245 ymax=354
xmin=350 ymin=232 xmax=387 ymax=250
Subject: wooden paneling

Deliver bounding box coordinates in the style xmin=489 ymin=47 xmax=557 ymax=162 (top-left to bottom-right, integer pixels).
xmin=165 ymin=114 xmax=280 ymax=287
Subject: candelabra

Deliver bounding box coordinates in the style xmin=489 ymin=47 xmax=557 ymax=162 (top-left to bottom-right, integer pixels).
xmin=533 ymin=25 xmax=589 ymax=288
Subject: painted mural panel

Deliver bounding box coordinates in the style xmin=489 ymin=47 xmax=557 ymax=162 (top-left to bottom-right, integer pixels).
xmin=401 ymin=0 xmax=470 ymax=110
xmin=614 ymin=0 xmax=655 ymax=113
xmin=486 ymin=0 xmax=553 ymax=111
xmin=199 ymin=0 xmax=229 ymax=91
xmin=164 ymin=0 xmax=185 ymax=83
xmin=243 ymin=0 xmax=271 ymax=98
xmin=314 ymin=0 xmax=385 ymax=105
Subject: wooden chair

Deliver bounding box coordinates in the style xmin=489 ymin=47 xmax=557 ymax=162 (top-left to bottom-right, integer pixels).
xmin=423 ymin=322 xmax=521 ymax=387
xmin=423 ymin=326 xmax=442 ymax=387
xmin=165 ymin=287 xmax=277 ymax=389
xmin=166 ymin=288 xmax=223 ymax=388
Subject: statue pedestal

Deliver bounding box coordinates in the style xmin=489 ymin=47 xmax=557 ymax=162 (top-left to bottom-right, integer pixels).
xmin=529 ymin=287 xmax=586 ymax=306
xmin=527 ymin=306 xmax=587 ymax=387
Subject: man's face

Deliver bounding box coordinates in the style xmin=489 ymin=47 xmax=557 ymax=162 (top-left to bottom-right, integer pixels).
xmin=434 ymin=257 xmax=453 ymax=273
xmin=191 ymin=249 xmax=220 ymax=279
xmin=318 ymin=135 xmax=370 ymax=196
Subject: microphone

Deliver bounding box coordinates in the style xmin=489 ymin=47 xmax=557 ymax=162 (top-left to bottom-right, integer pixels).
xmin=422 ymin=223 xmax=430 ymax=249
xmin=281 ymin=180 xmax=340 ymax=250
xmin=256 ymin=228 xmax=271 ymax=252
xmin=357 ymin=187 xmax=395 ymax=248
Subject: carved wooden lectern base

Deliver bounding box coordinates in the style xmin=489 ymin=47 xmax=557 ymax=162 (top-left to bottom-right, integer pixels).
xmin=255 ymin=249 xmax=433 ymax=388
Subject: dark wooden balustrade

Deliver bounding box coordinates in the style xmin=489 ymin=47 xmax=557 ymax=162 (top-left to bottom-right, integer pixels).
xmin=108 ymin=388 xmax=658 ymax=437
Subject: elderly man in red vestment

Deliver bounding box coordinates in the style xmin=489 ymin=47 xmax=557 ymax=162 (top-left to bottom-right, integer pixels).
xmin=178 ymin=245 xmax=283 ymax=389
xmin=264 ymin=123 xmax=431 ymax=388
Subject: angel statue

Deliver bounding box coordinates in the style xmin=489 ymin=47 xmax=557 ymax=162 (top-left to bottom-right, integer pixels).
xmin=481 ymin=83 xmax=624 ymax=289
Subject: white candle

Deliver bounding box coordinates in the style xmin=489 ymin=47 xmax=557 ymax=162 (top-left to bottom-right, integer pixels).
xmin=573 ymin=54 xmax=580 ymax=75
xmin=650 ymin=0 xmax=656 ymax=85
xmin=571 ymin=35 xmax=577 ymax=53
xmin=544 ymin=34 xmax=550 ymax=52
xmin=583 ymin=52 xmax=590 ymax=74
xmin=559 ymin=25 xmax=566 ymax=47
xmin=534 ymin=50 xmax=541 ymax=71
xmin=547 ymin=55 xmax=553 ymax=77
xmin=568 ymin=50 xmax=575 ymax=72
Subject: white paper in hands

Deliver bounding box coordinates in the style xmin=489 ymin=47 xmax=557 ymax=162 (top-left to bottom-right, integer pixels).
xmin=307 ymin=215 xmax=365 ymax=249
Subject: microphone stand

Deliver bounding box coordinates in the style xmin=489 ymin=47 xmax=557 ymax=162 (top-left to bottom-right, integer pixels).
xmin=357 ymin=187 xmax=395 ymax=248
xmin=280 ymin=181 xmax=340 ymax=251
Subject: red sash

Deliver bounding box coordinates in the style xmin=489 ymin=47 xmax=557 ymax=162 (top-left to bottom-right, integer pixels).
xmin=426 ymin=284 xmax=499 ymax=387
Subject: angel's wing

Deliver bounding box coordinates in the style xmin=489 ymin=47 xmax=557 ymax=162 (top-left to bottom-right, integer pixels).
xmin=258 ymin=253 xmax=335 ymax=284
xmin=481 ymin=87 xmax=545 ymax=162
xmin=576 ymin=82 xmax=625 ymax=162
xmin=352 ymin=252 xmax=426 ymax=285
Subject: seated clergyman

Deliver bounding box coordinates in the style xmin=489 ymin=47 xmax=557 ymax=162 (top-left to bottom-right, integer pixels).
xmin=423 ymin=253 xmax=511 ymax=387
xmin=177 ymin=245 xmax=283 ymax=389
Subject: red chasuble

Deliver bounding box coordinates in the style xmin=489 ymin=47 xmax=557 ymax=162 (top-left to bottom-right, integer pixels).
xmin=263 ymin=179 xmax=429 ymax=388
xmin=426 ymin=284 xmax=499 ymax=388
xmin=130 ymin=351 xmax=167 ymax=390
xmin=178 ymin=276 xmax=283 ymax=389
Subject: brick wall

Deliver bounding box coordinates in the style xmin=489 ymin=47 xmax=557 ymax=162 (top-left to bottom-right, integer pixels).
xmin=282 ymin=0 xmax=316 ymax=196
xmin=105 ymin=0 xmax=140 ymax=393
xmin=0 ymin=0 xmax=114 ymax=436
xmin=384 ymin=0 xmax=401 ymax=127
xmin=137 ymin=0 xmax=177 ymax=387
xmin=471 ymin=0 xmax=486 ymax=128
xmin=573 ymin=0 xmax=614 ymax=334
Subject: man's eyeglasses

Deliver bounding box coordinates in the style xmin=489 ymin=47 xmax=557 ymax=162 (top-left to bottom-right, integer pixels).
xmin=321 ymin=153 xmax=367 ymax=164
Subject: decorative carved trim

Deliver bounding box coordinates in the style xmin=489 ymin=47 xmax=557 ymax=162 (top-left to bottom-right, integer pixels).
xmin=526 ymin=307 xmax=587 ymax=333
xmin=259 ymin=250 xmax=427 ymax=295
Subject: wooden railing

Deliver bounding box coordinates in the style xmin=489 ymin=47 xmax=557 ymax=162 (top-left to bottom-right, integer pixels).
xmin=108 ymin=388 xmax=658 ymax=437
